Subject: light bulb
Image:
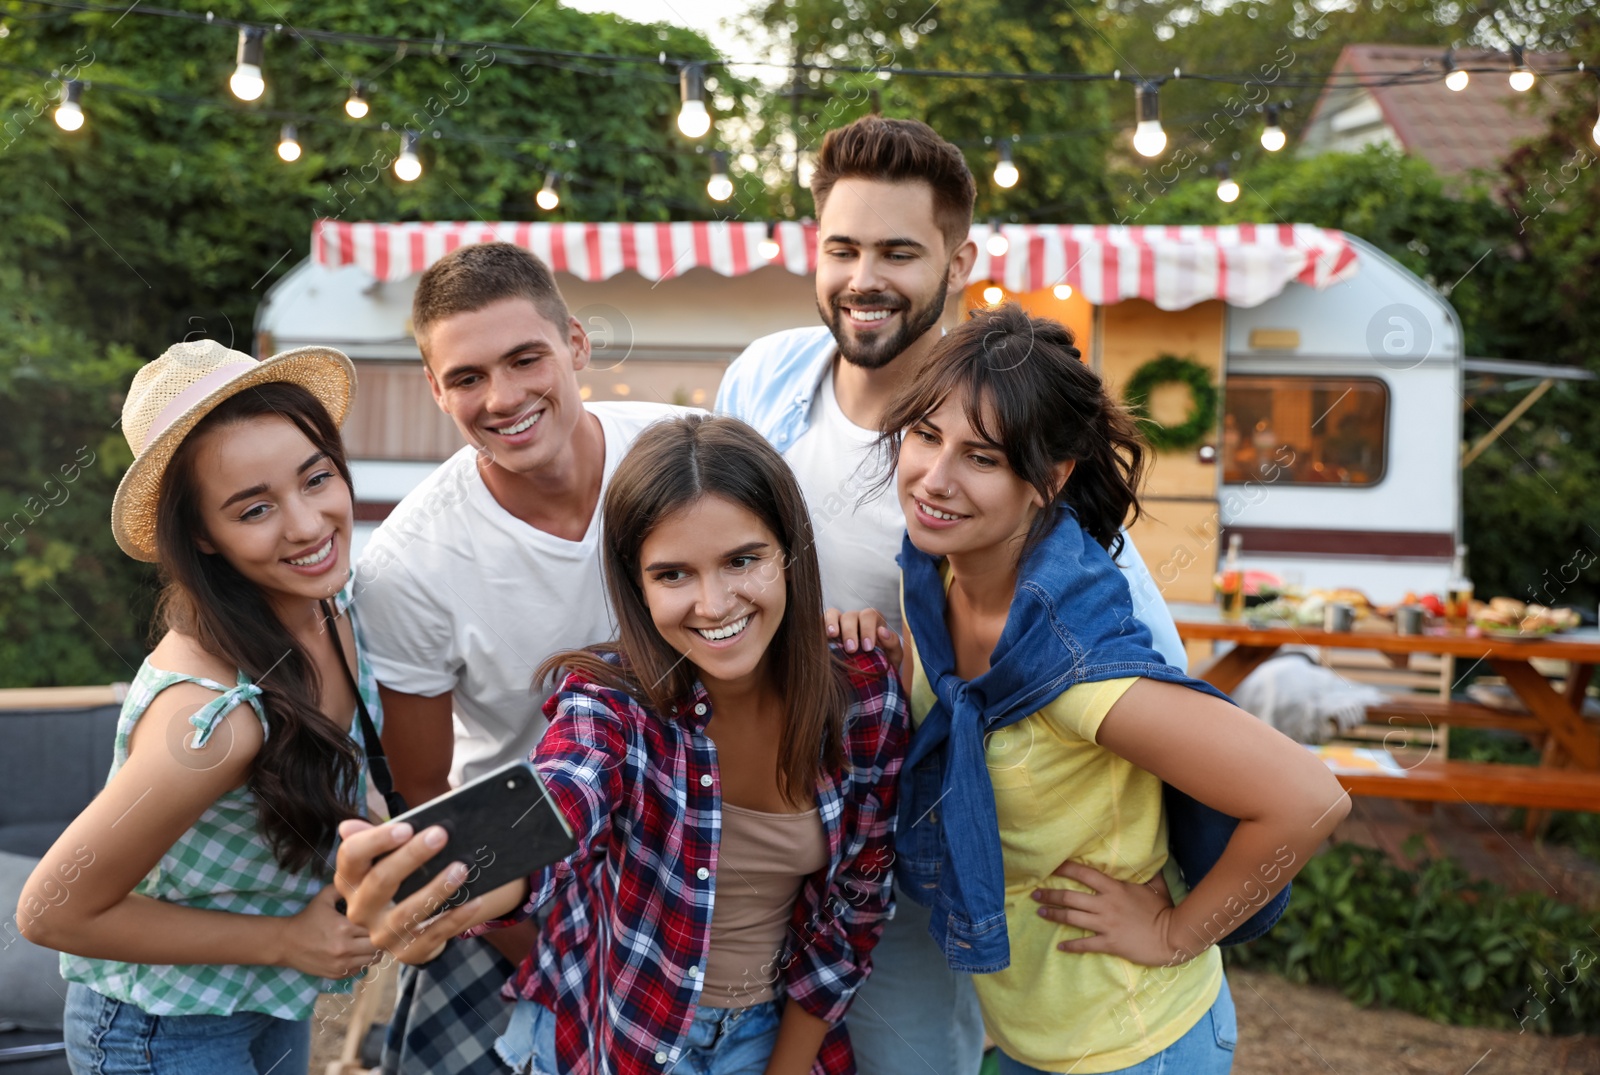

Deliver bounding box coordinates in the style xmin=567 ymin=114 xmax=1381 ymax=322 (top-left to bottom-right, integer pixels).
xmin=345 ymin=86 xmax=369 ymax=120
xmin=1053 ymin=284 xmax=1073 ymax=300
xmin=536 ymin=173 xmax=560 ymax=210
xmin=759 ymin=224 xmax=780 ymax=261
xmin=677 ymin=100 xmax=711 ymax=138
xmin=1509 ymin=47 xmax=1533 ymax=92
xmin=982 ymin=285 xmax=1003 ymax=305
xmin=277 ymin=124 xmax=301 ymax=162
xmin=1592 ymin=109 xmax=1600 ymax=147
xmin=230 ymin=64 xmax=264 ymax=102
xmin=985 ymin=228 xmax=1009 ymax=258
xmin=993 ymin=142 xmax=1019 ymax=189
xmin=707 ymin=150 xmax=733 ymax=202
xmin=1217 ymin=177 xmax=1240 ymax=203
xmin=54 ymin=81 xmax=84 ymax=131
xmin=394 ymin=131 xmax=421 ymax=182
xmin=1133 ymin=120 xmax=1167 ymax=158
xmin=1133 ymin=82 xmax=1166 ymax=158
xmin=1259 ymin=105 xmax=1286 ymax=152
xmin=678 ymin=64 xmax=711 ymax=138
xmin=1446 ymin=68 xmax=1469 ymax=91
xmin=230 ymin=28 xmax=266 ymax=102
xmin=54 ymin=100 xmax=83 ymax=131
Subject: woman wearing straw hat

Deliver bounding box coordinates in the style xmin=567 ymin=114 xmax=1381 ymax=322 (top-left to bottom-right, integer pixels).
xmin=17 ymin=340 xmax=393 ymax=1075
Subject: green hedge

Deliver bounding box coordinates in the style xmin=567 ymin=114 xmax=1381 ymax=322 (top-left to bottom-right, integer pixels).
xmin=1225 ymin=842 xmax=1600 ymax=1033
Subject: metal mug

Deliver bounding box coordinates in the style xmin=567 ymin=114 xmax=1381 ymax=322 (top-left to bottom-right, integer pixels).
xmin=1395 ymin=605 xmax=1425 ymax=635
xmin=1324 ymin=602 xmax=1355 ymax=633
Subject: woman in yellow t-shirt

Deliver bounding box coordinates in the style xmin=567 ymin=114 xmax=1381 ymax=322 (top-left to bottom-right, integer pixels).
xmin=860 ymin=305 xmax=1350 ymax=1074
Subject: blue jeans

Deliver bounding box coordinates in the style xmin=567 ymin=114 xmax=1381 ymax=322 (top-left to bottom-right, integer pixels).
xmin=64 ymin=982 xmax=312 ymax=1075
xmin=845 ymin=888 xmax=986 ymax=1075
xmin=497 ymin=995 xmax=782 ymax=1075
xmin=995 ymin=976 xmax=1237 ymax=1075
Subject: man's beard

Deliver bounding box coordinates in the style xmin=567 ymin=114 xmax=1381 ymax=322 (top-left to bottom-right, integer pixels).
xmin=820 ymin=276 xmax=950 ymax=371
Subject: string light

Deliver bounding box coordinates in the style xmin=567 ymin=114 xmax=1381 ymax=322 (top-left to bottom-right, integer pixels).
xmin=1215 ymin=164 xmax=1240 ymax=203
xmin=1444 ymin=49 xmax=1469 ymax=92
xmin=536 ymin=172 xmax=560 ymax=210
xmin=53 ymin=79 xmax=85 ymax=131
xmin=677 ymin=63 xmax=711 ymax=138
xmin=707 ymin=150 xmax=733 ymax=202
xmin=277 ymin=123 xmax=301 ymax=162
xmin=1132 ymin=81 xmax=1166 ymax=158
xmin=393 ymin=130 xmax=422 ymax=181
xmin=759 ymin=222 xmax=780 ymax=261
xmin=982 ymin=284 xmax=1004 ymax=305
xmin=1592 ymin=96 xmax=1600 ymax=147
xmin=985 ymin=220 xmax=1009 ymax=257
xmin=993 ymin=140 xmax=1019 ymax=188
xmin=1053 ymin=283 xmax=1073 ymax=300
xmin=1509 ymin=46 xmax=1535 ymax=92
xmin=344 ymin=82 xmax=369 ymax=119
xmin=229 ymin=27 xmax=266 ymax=102
xmin=1259 ymin=105 xmax=1286 ymax=152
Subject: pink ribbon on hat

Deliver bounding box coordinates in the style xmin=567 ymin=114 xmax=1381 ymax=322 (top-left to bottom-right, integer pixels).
xmin=137 ymin=361 xmax=256 ymax=453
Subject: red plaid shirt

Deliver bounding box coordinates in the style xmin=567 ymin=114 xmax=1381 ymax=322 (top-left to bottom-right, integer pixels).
xmin=491 ymin=646 xmax=907 ymax=1075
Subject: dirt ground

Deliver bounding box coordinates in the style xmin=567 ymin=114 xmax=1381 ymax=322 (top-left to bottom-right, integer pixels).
xmin=309 ymin=965 xmax=1600 ymax=1074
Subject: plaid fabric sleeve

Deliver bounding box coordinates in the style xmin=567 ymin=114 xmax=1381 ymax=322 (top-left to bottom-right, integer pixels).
xmin=782 ymin=648 xmax=910 ymax=1026
xmin=473 ymin=674 xmax=628 ymax=929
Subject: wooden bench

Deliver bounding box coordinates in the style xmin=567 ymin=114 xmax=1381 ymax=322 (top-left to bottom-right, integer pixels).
xmin=1360 ymin=695 xmax=1550 ymax=742
xmin=1330 ymin=758 xmax=1600 ymax=811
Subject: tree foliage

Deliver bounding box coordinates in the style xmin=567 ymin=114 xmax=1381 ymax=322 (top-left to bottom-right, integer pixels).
xmin=0 ymin=0 xmax=731 ymax=686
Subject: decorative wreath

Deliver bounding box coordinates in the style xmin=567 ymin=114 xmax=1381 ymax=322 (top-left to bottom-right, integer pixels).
xmin=1122 ymin=354 xmax=1219 ymax=452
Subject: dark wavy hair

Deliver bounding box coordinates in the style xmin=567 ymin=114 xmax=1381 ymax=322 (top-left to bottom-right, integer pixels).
xmin=877 ymin=303 xmax=1148 ymax=561
xmin=538 ymin=415 xmax=847 ymax=803
xmin=153 ymin=381 xmax=362 ymax=876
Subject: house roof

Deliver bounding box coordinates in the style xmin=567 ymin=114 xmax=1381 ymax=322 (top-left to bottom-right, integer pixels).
xmin=1304 ymin=44 xmax=1564 ymax=178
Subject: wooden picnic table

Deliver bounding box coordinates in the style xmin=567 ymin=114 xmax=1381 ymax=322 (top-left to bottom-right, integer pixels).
xmin=1168 ymin=602 xmax=1600 ymax=810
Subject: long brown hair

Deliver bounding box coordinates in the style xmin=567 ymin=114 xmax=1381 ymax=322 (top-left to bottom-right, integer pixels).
xmin=878 ymin=303 xmax=1148 ymax=560
xmin=154 ymin=382 xmax=362 ymax=876
xmin=538 ymin=415 xmax=848 ymax=802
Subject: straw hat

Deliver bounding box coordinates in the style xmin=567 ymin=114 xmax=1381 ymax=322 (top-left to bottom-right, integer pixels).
xmin=111 ymin=339 xmax=356 ymax=562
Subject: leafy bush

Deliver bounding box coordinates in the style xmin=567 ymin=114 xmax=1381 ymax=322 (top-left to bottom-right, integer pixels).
xmin=1226 ymin=842 xmax=1600 ymax=1033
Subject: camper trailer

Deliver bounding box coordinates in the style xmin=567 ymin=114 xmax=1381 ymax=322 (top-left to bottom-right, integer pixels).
xmin=256 ymin=220 xmax=1462 ymax=608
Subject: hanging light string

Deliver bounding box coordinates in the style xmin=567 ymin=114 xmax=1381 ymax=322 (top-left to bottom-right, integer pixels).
xmin=9 ymin=0 xmax=1591 ymax=89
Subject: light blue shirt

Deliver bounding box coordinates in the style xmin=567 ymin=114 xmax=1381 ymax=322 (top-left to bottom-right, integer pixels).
xmin=717 ymin=326 xmax=1188 ymax=672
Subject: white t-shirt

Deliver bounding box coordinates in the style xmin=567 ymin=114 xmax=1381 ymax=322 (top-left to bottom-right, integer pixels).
xmin=353 ymin=401 xmax=688 ymax=786
xmin=782 ymin=370 xmax=908 ymax=635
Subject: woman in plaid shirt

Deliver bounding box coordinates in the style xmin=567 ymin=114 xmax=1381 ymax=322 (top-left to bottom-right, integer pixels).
xmin=339 ymin=415 xmax=909 ymax=1075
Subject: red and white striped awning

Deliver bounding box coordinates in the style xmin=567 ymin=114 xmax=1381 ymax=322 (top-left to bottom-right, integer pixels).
xmin=311 ymin=219 xmax=1358 ymax=310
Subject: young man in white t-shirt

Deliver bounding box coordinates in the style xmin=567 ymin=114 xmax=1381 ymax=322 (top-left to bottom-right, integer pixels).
xmin=354 ymin=242 xmax=684 ymax=1073
xmin=717 ymin=116 xmax=1187 ymax=1075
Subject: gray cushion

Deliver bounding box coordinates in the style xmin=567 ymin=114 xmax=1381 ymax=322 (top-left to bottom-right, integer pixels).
xmin=0 ymin=851 xmax=67 ymax=1032
xmin=0 ymin=824 xmax=71 ymax=862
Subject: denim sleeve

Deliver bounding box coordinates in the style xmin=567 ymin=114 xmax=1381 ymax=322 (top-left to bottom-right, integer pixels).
xmin=1115 ymin=532 xmax=1188 ymax=673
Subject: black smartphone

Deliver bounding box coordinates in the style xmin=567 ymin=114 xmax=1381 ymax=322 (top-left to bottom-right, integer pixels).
xmin=381 ymin=759 xmax=578 ymax=907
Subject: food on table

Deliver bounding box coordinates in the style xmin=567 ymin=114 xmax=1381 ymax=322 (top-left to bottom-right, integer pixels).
xmin=1470 ymin=597 xmax=1580 ymax=636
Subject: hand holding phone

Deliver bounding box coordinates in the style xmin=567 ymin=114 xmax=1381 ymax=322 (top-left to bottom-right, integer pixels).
xmin=380 ymin=759 xmax=578 ymax=906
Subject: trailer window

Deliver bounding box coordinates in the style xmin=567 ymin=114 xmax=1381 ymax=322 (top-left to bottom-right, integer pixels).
xmin=1222 ymin=376 xmax=1388 ymax=486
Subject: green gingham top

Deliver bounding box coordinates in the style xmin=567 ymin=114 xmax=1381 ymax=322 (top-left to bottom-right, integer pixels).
xmin=60 ymin=582 xmax=380 ymax=1020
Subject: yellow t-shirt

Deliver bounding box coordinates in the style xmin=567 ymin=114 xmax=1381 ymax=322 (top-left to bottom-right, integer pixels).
xmin=908 ymin=638 xmax=1223 ymax=1073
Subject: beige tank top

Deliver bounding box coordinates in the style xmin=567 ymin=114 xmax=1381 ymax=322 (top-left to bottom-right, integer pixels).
xmin=700 ymin=803 xmax=829 ymax=1007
